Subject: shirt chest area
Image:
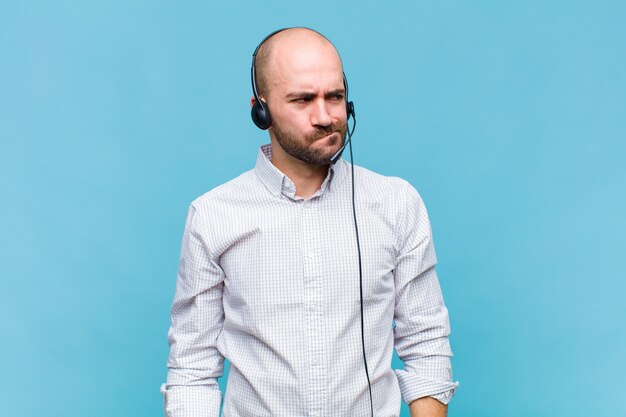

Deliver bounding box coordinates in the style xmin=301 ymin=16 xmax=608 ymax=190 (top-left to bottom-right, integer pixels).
xmin=214 ymin=196 xmax=399 ymax=310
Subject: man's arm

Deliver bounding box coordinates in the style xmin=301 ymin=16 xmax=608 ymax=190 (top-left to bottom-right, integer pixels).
xmin=409 ymin=397 xmax=448 ymax=417
xmin=393 ymin=182 xmax=458 ymax=411
xmin=162 ymin=204 xmax=225 ymax=417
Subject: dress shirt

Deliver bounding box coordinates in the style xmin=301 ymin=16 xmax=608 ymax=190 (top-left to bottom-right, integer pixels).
xmin=162 ymin=144 xmax=458 ymax=417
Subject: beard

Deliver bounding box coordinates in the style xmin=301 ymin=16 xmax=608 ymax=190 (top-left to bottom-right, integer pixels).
xmin=272 ymin=120 xmax=348 ymax=165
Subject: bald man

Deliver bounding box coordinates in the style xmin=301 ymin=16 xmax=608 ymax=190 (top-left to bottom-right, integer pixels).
xmin=162 ymin=28 xmax=458 ymax=417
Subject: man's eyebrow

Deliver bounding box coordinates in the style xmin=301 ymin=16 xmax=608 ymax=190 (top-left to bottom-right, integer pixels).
xmin=285 ymin=89 xmax=346 ymax=99
xmin=325 ymin=88 xmax=346 ymax=97
xmin=285 ymin=91 xmax=316 ymax=99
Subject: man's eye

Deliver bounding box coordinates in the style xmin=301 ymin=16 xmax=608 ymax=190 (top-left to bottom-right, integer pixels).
xmin=332 ymin=94 xmax=344 ymax=101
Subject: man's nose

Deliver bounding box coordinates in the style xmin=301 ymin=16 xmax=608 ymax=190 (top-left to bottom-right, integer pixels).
xmin=310 ymin=100 xmax=332 ymax=128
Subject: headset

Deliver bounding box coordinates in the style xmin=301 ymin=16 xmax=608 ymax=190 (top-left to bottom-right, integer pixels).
xmin=250 ymin=28 xmax=373 ymax=417
xmin=250 ymin=28 xmax=355 ymax=133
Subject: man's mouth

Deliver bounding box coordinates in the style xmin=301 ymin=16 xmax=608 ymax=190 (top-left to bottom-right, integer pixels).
xmin=317 ymin=131 xmax=339 ymax=140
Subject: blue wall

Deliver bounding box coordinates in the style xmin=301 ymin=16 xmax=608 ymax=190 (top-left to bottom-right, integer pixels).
xmin=1 ymin=1 xmax=625 ymax=416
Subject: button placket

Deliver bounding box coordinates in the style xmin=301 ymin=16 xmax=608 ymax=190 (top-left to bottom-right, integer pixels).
xmin=301 ymin=199 xmax=326 ymax=415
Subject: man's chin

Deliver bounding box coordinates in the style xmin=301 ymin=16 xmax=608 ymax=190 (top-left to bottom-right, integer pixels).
xmin=297 ymin=147 xmax=340 ymax=166
xmin=308 ymin=142 xmax=344 ymax=164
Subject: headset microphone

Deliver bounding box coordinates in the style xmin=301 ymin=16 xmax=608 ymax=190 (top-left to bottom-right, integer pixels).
xmin=329 ymin=138 xmax=349 ymax=165
xmin=330 ymin=102 xmax=356 ymax=165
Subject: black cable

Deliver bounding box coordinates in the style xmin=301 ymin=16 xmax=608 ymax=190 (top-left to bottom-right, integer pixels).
xmin=346 ymin=115 xmax=374 ymax=417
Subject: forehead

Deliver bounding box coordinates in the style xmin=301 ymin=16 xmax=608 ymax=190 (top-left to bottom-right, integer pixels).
xmin=270 ymin=40 xmax=345 ymax=91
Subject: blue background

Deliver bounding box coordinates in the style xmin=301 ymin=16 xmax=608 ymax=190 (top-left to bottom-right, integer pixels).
xmin=1 ymin=1 xmax=625 ymax=416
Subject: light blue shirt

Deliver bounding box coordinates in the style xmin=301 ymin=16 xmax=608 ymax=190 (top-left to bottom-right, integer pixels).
xmin=162 ymin=144 xmax=458 ymax=417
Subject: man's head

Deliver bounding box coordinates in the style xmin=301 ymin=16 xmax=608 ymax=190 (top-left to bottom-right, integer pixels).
xmin=251 ymin=28 xmax=349 ymax=166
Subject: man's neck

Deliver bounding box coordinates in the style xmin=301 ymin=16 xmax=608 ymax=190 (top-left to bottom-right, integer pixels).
xmin=270 ymin=145 xmax=329 ymax=199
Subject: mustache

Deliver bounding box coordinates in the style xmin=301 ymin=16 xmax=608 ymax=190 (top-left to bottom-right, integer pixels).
xmin=309 ymin=121 xmax=347 ymax=140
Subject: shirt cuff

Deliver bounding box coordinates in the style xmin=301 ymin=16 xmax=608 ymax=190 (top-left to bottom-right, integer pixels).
xmin=394 ymin=369 xmax=459 ymax=405
xmin=161 ymin=383 xmax=222 ymax=417
xmin=428 ymin=389 xmax=456 ymax=405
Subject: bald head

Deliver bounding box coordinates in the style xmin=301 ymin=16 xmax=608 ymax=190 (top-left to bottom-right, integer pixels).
xmin=254 ymin=28 xmax=343 ymax=99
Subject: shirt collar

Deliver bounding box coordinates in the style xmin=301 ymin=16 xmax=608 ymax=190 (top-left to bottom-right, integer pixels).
xmin=254 ymin=143 xmax=348 ymax=200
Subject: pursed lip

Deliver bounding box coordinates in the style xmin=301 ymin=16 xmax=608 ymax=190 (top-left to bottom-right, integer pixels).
xmin=317 ymin=131 xmax=340 ymax=141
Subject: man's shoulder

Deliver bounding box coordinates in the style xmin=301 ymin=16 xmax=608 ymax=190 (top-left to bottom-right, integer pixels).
xmin=190 ymin=169 xmax=258 ymax=210
xmin=351 ymin=163 xmax=421 ymax=201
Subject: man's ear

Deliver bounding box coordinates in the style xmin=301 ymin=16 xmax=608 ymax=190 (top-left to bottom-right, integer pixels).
xmin=251 ymin=96 xmax=267 ymax=107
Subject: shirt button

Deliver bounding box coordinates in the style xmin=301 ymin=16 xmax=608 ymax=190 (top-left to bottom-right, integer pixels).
xmin=307 ymin=252 xmax=314 ymax=258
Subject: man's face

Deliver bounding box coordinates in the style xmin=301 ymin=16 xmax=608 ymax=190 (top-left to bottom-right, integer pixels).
xmin=264 ymin=38 xmax=348 ymax=166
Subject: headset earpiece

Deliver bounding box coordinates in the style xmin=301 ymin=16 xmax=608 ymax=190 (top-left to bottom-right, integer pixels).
xmin=250 ymin=29 xmax=286 ymax=130
xmin=346 ymin=100 xmax=355 ymax=121
xmin=251 ymin=98 xmax=271 ymax=130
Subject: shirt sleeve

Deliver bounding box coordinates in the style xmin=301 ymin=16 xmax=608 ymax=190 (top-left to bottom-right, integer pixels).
xmin=162 ymin=204 xmax=225 ymax=417
xmin=393 ymin=182 xmax=459 ymax=405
